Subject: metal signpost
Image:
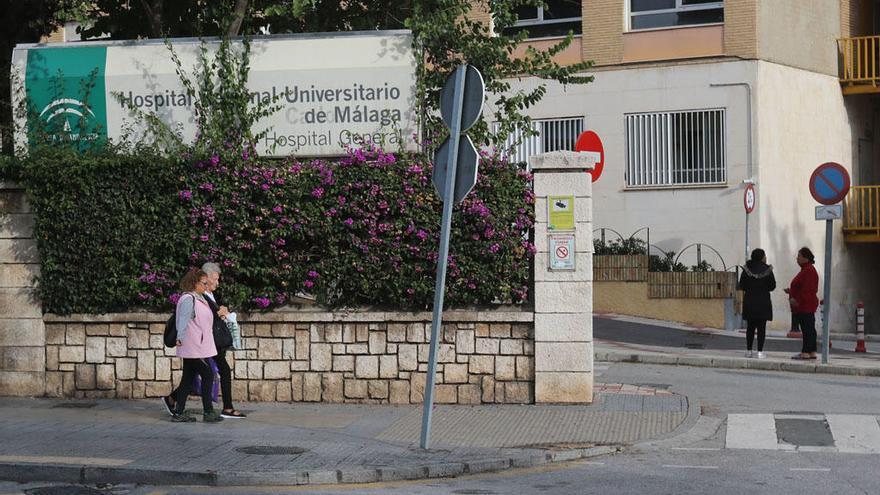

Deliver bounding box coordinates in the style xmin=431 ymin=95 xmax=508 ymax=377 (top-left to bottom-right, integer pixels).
xmin=421 ymin=64 xmax=484 ymax=449
xmin=808 ymin=162 xmax=851 ymax=365
xmin=743 ymin=183 xmax=756 ymax=262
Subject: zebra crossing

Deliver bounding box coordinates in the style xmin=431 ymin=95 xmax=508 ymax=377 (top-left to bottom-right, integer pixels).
xmin=725 ymin=413 xmax=880 ymax=454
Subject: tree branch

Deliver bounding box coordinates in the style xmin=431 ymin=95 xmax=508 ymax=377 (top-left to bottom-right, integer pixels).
xmin=227 ymin=0 xmax=249 ymax=37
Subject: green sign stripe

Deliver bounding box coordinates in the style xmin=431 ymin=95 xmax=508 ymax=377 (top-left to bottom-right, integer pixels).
xmin=25 ymin=46 xmax=108 ymax=144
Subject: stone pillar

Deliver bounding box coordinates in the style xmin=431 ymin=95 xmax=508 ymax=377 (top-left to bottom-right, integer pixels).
xmin=0 ymin=181 xmax=45 ymax=396
xmin=530 ymin=151 xmax=594 ymax=403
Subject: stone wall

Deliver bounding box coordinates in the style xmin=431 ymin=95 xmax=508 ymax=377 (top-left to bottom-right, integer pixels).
xmin=43 ymin=309 xmax=535 ymax=404
xmin=0 ymin=182 xmax=45 ymax=396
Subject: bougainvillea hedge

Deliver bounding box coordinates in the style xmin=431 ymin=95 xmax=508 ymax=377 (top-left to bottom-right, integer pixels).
xmin=16 ymin=142 xmax=535 ymax=314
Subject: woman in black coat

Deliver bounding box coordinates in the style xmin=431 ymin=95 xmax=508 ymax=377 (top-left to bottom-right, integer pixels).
xmin=739 ymin=248 xmax=776 ymax=358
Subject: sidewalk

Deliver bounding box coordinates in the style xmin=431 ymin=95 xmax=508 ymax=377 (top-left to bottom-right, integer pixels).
xmin=0 ymin=385 xmax=691 ymax=487
xmin=595 ymin=314 xmax=880 ymax=377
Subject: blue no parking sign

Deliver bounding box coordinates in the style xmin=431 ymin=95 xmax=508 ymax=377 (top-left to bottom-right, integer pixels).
xmin=807 ymin=161 xmax=850 ymax=367
xmin=809 ymin=162 xmax=850 ymax=205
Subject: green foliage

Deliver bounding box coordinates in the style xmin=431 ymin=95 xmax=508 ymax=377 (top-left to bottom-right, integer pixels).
xmin=409 ymin=0 xmax=593 ymax=148
xmin=593 ymin=237 xmax=647 ymax=256
xmin=10 ymin=9 xmax=543 ymax=314
xmin=18 ymin=142 xmax=188 ymax=314
xmin=649 ymin=252 xmax=688 ymax=273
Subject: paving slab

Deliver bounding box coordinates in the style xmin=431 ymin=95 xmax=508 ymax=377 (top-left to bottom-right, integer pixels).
xmin=0 ymin=390 xmax=689 ymax=487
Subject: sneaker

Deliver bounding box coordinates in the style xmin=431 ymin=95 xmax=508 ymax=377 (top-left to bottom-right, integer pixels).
xmin=161 ymin=396 xmax=175 ymax=417
xmin=171 ymin=412 xmax=196 ymax=423
xmin=220 ymin=410 xmax=247 ymax=419
xmin=745 ymin=351 xmax=753 ymax=358
xmin=203 ymin=411 xmax=224 ymax=423
xmin=756 ymin=351 xmax=766 ymax=359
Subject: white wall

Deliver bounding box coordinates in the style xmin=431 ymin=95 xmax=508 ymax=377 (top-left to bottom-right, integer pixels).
xmin=503 ymin=58 xmax=876 ymax=333
xmin=755 ymin=61 xmax=876 ymax=333
xmin=501 ymin=60 xmax=755 ymax=273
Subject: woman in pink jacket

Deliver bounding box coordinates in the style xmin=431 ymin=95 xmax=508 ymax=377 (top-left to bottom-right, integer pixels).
xmin=167 ymin=269 xmax=222 ymax=423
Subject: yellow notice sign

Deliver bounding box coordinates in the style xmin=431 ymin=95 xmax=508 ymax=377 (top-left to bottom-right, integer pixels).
xmin=548 ymin=195 xmax=575 ymax=230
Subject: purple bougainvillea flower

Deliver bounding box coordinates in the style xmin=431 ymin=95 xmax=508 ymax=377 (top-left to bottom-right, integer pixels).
xmin=200 ymin=234 xmax=209 ymax=242
xmin=210 ymin=155 xmax=220 ymax=166
xmin=178 ymin=190 xmax=192 ymax=201
xmin=489 ymin=243 xmax=501 ymax=253
xmin=273 ymin=205 xmax=283 ymax=214
xmin=169 ymin=293 xmax=181 ymax=305
xmin=308 ymin=271 xmax=319 ymax=278
xmin=303 ymin=280 xmax=314 ymax=288
xmin=416 ymin=229 xmax=428 ymax=241
xmin=312 ymin=187 xmax=324 ymax=198
xmin=344 ymin=217 xmax=354 ymax=226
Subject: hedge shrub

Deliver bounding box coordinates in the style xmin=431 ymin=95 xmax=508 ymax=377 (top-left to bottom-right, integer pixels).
xmin=13 ymin=141 xmax=534 ymax=314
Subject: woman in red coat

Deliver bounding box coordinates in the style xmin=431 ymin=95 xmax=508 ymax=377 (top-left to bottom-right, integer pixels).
xmin=785 ymin=247 xmax=819 ymax=360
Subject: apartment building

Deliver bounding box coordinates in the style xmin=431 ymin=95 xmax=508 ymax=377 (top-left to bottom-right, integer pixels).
xmin=495 ymin=0 xmax=880 ymax=333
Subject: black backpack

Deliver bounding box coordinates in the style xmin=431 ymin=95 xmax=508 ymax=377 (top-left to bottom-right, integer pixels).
xmin=163 ymin=294 xmax=194 ymax=347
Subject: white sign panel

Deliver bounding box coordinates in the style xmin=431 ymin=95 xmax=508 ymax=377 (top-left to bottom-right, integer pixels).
xmin=549 ymin=234 xmax=575 ymax=271
xmin=815 ymin=204 xmax=843 ymax=220
xmin=13 ymin=31 xmax=418 ymax=157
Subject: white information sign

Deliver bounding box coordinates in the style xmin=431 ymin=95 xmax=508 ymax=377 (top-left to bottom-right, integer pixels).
xmin=549 ymin=234 xmax=576 ymax=271
xmin=815 ymin=204 xmax=843 ymax=220
xmin=13 ymin=31 xmax=418 ymax=157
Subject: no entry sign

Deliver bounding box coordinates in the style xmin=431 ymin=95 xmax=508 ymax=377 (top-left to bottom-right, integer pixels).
xmin=575 ymin=131 xmax=604 ymax=183
xmin=809 ymin=162 xmax=851 ymax=205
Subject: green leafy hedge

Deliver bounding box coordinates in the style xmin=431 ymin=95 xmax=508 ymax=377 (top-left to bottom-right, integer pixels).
xmin=13 ymin=142 xmax=535 ymax=314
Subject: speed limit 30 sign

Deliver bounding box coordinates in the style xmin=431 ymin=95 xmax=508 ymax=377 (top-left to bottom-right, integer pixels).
xmin=744 ymin=183 xmax=756 ymax=214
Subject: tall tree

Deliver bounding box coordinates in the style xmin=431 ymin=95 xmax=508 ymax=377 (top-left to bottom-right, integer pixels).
xmin=0 ymin=0 xmax=69 ymax=154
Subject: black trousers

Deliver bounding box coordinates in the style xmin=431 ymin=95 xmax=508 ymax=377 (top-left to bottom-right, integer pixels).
xmin=174 ymin=358 xmax=214 ymax=414
xmin=172 ymin=349 xmax=234 ymax=411
xmin=215 ymin=348 xmax=234 ymax=410
xmin=794 ymin=313 xmax=818 ymax=354
xmin=746 ymin=320 xmax=767 ymax=351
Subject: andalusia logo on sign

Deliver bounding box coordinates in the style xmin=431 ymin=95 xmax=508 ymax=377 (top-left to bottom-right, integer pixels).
xmin=25 ymin=46 xmax=108 ymax=144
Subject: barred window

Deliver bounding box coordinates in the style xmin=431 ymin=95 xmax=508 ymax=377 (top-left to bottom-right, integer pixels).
xmin=625 ymin=109 xmax=726 ymax=187
xmin=495 ymin=117 xmax=584 ymax=168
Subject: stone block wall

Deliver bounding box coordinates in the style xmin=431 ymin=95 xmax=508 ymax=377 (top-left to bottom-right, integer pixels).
xmin=43 ymin=310 xmax=535 ymax=404
xmin=0 ymin=182 xmax=45 ymax=396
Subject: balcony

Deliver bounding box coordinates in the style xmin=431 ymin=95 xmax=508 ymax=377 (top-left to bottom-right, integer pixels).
xmin=839 ymin=35 xmax=880 ymax=95
xmin=843 ymin=185 xmax=880 ymax=242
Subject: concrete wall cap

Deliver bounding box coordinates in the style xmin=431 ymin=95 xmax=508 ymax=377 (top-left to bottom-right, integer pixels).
xmin=529 ymin=151 xmax=597 ymax=172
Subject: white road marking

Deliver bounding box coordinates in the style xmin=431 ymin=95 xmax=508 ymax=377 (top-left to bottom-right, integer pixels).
xmin=790 ymin=468 xmax=831 ymax=472
xmin=726 ymin=414 xmax=778 ymax=450
xmin=826 ymin=414 xmax=880 ymax=454
xmin=671 ymin=447 xmax=721 ymax=451
xmin=662 ymin=465 xmax=719 ymax=469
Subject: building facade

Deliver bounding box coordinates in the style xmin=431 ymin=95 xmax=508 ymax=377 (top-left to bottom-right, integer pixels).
xmin=498 ymin=0 xmax=880 ymax=333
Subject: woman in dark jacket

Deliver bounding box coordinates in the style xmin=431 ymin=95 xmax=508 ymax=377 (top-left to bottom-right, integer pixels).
xmin=739 ymin=248 xmax=776 ymax=358
xmin=785 ymin=247 xmax=820 ymax=360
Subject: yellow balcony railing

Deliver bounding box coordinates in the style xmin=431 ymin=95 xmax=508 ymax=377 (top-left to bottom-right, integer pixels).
xmin=843 ymin=185 xmax=880 ymax=242
xmin=839 ymin=35 xmax=880 ymax=94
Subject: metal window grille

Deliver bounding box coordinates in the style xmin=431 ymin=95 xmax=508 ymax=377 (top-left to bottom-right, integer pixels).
xmin=624 ymin=109 xmax=726 ymax=187
xmin=495 ymin=117 xmax=585 ymax=168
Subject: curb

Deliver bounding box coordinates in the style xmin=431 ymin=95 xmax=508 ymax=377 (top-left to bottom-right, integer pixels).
xmin=596 ymin=350 xmax=880 ymax=377
xmin=0 ymin=446 xmax=620 ymax=487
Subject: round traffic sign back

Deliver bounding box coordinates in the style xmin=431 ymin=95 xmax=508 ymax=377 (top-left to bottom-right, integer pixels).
xmin=809 ymin=162 xmax=850 ymax=205
xmin=575 ymin=131 xmax=604 ymax=182
xmin=744 ymin=183 xmax=756 ymax=214
xmin=440 ymin=65 xmax=485 ymax=133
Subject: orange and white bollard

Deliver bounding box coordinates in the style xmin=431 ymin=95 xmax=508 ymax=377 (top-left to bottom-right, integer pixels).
xmin=855 ymin=302 xmax=867 ymax=353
